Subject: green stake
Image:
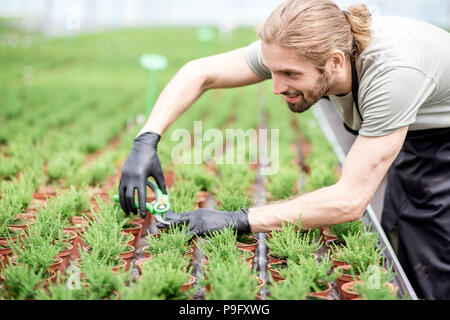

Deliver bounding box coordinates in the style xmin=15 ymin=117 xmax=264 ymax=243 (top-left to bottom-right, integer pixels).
xmin=140 ymin=53 xmax=168 ymax=117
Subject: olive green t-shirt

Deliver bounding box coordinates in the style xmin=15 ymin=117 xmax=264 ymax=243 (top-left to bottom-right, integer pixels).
xmin=246 ymin=16 xmax=450 ymax=136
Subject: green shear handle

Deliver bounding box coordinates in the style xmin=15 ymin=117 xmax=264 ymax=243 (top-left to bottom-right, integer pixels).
xmin=114 ymin=179 xmax=171 ymax=220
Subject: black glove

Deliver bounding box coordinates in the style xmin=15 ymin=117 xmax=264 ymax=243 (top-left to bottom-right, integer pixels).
xmin=159 ymin=208 xmax=251 ymax=237
xmin=119 ymin=131 xmax=167 ymax=218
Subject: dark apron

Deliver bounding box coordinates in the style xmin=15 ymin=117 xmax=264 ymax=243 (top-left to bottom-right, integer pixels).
xmin=343 ymin=58 xmax=450 ymax=300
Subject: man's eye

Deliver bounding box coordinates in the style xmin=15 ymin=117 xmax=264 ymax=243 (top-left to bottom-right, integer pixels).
xmin=285 ymin=72 xmax=295 ymax=78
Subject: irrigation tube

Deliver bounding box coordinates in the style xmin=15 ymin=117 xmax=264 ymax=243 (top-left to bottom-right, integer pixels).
xmin=312 ymin=100 xmax=418 ymax=300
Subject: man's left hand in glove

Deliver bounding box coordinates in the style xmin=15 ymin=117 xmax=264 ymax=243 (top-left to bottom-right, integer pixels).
xmin=158 ymin=208 xmax=251 ymax=237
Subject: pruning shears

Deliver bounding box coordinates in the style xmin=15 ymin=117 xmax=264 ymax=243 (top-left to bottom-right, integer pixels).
xmin=114 ymin=179 xmax=171 ymax=225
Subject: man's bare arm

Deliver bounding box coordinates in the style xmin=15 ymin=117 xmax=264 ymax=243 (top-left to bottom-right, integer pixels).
xmin=137 ymin=47 xmax=265 ymax=137
xmin=248 ymin=126 xmax=409 ymax=232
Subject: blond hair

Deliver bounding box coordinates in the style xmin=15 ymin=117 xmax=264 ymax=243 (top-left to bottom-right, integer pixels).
xmin=258 ymin=0 xmax=372 ymax=72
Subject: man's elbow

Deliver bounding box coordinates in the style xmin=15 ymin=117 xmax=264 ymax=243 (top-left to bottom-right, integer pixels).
xmin=336 ymin=196 xmax=367 ymax=222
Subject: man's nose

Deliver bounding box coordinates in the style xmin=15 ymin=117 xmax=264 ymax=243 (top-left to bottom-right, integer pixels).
xmin=272 ymin=74 xmax=288 ymax=95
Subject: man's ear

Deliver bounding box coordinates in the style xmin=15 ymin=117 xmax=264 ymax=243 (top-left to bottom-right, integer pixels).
xmin=327 ymin=49 xmax=346 ymax=75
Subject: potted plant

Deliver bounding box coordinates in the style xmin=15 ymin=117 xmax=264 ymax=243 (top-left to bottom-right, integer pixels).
xmin=325 ymin=220 xmax=365 ymax=247
xmin=294 ymin=255 xmax=339 ymax=298
xmin=202 ymin=258 xmax=262 ymax=300
xmin=266 ymin=266 xmax=314 ymax=300
xmin=333 ymin=231 xmax=386 ymax=296
xmin=121 ymin=251 xmax=194 ymax=300
xmin=0 ymin=263 xmax=54 ymax=300
xmin=52 ymin=185 xmax=93 ymax=226
xmin=341 ymin=265 xmax=399 ymax=300
xmin=78 ymin=253 xmax=128 ymax=300
xmin=9 ymin=235 xmax=61 ymax=273
xmin=265 ymin=220 xmax=322 ymax=264
xmin=236 ymin=233 xmax=258 ymax=253
xmin=144 ymin=224 xmax=193 ymax=259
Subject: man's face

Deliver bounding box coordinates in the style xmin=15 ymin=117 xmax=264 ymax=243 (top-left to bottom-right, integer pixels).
xmin=261 ymin=41 xmax=333 ymax=113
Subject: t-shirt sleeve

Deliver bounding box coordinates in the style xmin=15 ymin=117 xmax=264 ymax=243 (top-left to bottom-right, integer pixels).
xmin=245 ymin=40 xmax=272 ymax=80
xmin=358 ymin=67 xmax=436 ymax=136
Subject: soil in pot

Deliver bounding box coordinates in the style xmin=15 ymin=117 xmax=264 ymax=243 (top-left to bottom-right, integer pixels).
xmin=267 ymin=252 xmax=288 ymax=264
xmin=237 ymin=248 xmax=255 ymax=266
xmin=330 ymin=250 xmax=348 ymax=268
xmin=268 ymin=262 xmax=288 ymax=282
xmin=335 ymin=265 xmax=360 ymax=297
xmin=236 ymin=234 xmax=258 ymax=253
xmin=8 ymin=215 xmax=35 ymax=234
xmin=0 ymin=227 xmax=26 ymax=247
xmin=307 ymin=282 xmax=333 ymax=299
xmin=122 ymin=223 xmax=142 ymax=249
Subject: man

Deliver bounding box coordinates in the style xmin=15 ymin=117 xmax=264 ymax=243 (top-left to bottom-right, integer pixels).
xmin=118 ymin=0 xmax=450 ymax=299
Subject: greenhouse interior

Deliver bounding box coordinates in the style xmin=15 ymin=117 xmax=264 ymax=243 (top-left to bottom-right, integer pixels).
xmin=1 ymin=0 xmax=449 ymax=305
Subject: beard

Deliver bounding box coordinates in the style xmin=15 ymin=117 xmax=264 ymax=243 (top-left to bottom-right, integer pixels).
xmin=285 ymin=70 xmax=332 ymax=113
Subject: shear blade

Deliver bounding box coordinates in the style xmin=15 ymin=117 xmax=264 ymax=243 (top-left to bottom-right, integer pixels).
xmin=155 ymin=214 xmax=171 ymax=226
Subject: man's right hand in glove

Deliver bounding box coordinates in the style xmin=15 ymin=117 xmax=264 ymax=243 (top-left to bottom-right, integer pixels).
xmin=118 ymin=131 xmax=167 ymax=218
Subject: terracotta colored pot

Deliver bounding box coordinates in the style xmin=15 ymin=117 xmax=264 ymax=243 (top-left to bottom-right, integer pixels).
xmin=307 ymin=282 xmax=333 ymax=299
xmin=57 ymin=243 xmax=73 ymax=271
xmin=135 ymin=257 xmax=151 ymax=275
xmin=335 ymin=265 xmax=360 ymax=297
xmin=0 ymin=243 xmax=12 ymax=258
xmin=341 ymin=281 xmax=361 ymax=300
xmin=341 ymin=280 xmax=399 ymax=300
xmin=236 ymin=236 xmax=259 ymax=253
xmin=267 ymin=252 xmax=287 ymax=264
xmin=8 ymin=214 xmax=35 ymax=235
xmin=37 ymin=270 xmax=57 ymax=289
xmin=0 ymin=227 xmax=26 ymax=247
xmin=256 ymin=276 xmax=265 ymax=292
xmin=49 ymin=256 xmax=63 ymax=272
xmin=330 ymin=252 xmax=348 ymax=268
xmin=196 ymin=191 xmax=210 ymax=208
xmin=61 ymin=229 xmax=78 ymax=258
xmin=322 ymin=229 xmax=338 ymax=243
xmin=111 ymin=259 xmax=127 ymax=273
xmin=122 ymin=223 xmax=142 ymax=249
xmin=238 ymin=248 xmax=255 ymax=266
xmin=33 ymin=186 xmax=57 ymax=201
xmin=268 ymin=262 xmax=287 ymax=282
xmin=121 ymin=233 xmax=135 ymax=248
xmin=64 ymin=224 xmax=87 ymax=259
xmin=180 ymin=275 xmax=196 ymax=292
xmin=72 ymin=216 xmax=90 ymax=226
xmin=120 ymin=246 xmax=136 ymax=271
